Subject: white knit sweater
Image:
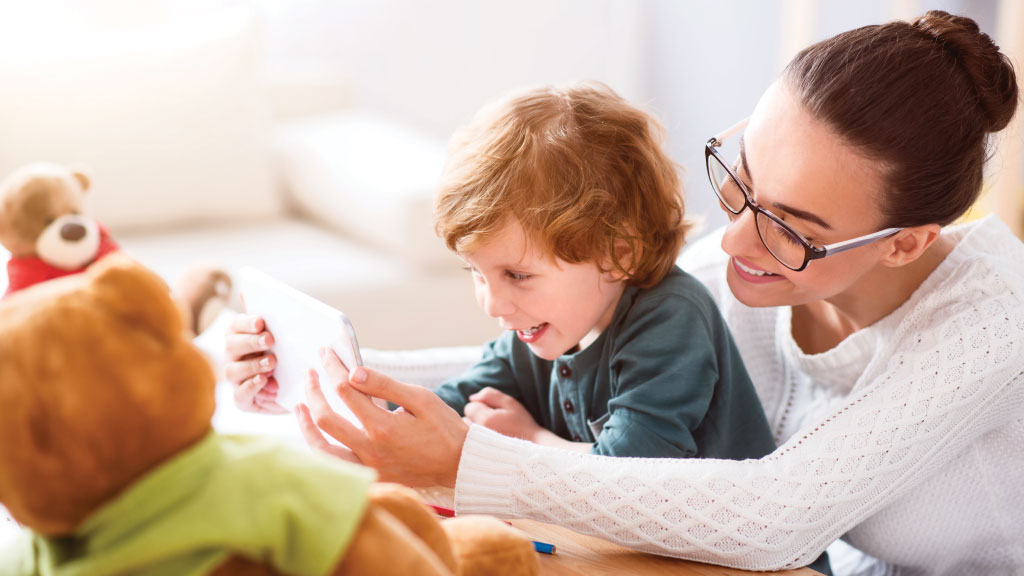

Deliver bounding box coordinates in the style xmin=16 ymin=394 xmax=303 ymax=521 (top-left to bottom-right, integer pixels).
xmin=451 ymin=216 xmax=1024 ymax=575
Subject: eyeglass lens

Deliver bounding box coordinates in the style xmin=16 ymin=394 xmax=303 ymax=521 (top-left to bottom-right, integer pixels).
xmin=706 ymin=152 xmax=807 ymax=270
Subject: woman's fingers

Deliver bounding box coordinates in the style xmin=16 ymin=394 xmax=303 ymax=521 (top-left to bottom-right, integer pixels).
xmin=320 ymin=346 xmax=350 ymax=381
xmin=320 ymin=349 xmax=389 ymax=431
xmin=296 ymin=403 xmax=362 ymax=464
xmin=303 ymin=369 xmax=371 ymax=455
xmin=297 ymin=365 xmax=468 ymax=487
xmin=347 ymin=366 xmax=438 ymax=416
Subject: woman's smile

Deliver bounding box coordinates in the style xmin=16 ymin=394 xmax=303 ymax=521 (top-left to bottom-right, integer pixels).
xmin=731 ymin=256 xmax=785 ymax=284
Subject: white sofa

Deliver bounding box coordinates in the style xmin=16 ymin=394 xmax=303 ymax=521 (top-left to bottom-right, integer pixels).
xmin=0 ymin=5 xmax=500 ymax=351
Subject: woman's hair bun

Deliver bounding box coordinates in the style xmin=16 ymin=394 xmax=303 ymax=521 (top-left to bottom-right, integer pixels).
xmin=913 ymin=10 xmax=1018 ymax=132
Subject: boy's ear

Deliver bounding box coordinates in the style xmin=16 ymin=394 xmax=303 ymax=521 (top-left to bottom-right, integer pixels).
xmin=606 ymin=235 xmax=638 ymax=281
xmin=880 ymin=224 xmax=941 ymax=268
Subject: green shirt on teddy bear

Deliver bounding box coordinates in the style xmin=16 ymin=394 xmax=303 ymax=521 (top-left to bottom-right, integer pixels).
xmin=0 ymin=433 xmax=375 ymax=576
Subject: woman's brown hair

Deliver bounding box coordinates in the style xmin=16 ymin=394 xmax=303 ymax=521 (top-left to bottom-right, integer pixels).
xmin=784 ymin=10 xmax=1019 ymax=228
xmin=435 ymin=82 xmax=690 ymax=288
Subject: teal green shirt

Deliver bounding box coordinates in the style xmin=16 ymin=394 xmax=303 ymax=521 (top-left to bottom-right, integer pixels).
xmin=0 ymin=433 xmax=376 ymax=576
xmin=436 ymin=266 xmax=775 ymax=460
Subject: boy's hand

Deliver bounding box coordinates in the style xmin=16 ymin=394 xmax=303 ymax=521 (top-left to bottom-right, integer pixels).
xmin=224 ymin=312 xmax=287 ymax=414
xmin=464 ymin=387 xmax=545 ymax=442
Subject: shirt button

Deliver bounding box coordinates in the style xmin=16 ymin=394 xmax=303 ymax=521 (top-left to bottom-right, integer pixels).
xmin=559 ymin=365 xmax=572 ymax=378
xmin=563 ymin=400 xmax=575 ymax=413
xmin=572 ymin=433 xmax=582 ymax=442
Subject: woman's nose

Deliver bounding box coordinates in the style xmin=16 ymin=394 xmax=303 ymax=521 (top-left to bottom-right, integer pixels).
xmin=720 ymin=207 xmax=767 ymax=259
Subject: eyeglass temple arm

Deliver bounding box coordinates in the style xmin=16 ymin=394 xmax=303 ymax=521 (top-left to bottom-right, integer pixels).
xmin=709 ymin=117 xmax=751 ymax=147
xmin=818 ymin=228 xmax=904 ymax=258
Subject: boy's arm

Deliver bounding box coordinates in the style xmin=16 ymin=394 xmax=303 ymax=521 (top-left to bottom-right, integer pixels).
xmin=433 ymin=334 xmax=524 ymax=415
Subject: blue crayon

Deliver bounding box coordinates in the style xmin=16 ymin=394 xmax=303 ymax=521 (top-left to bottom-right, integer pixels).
xmin=533 ymin=541 xmax=556 ymax=555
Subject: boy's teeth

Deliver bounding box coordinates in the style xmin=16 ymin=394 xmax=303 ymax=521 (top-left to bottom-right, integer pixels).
xmin=737 ymin=259 xmax=776 ymax=276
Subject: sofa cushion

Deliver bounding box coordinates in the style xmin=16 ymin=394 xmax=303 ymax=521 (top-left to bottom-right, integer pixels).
xmin=274 ymin=110 xmax=453 ymax=268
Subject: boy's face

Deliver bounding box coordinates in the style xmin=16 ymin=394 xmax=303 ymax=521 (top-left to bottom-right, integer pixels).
xmin=460 ymin=221 xmax=626 ymax=360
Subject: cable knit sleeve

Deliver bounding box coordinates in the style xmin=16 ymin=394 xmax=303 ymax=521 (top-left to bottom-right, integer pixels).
xmin=454 ymin=260 xmax=1024 ymax=571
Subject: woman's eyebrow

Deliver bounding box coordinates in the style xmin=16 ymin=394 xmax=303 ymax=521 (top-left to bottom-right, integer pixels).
xmin=739 ymin=136 xmax=834 ymax=231
xmin=739 ymin=137 xmax=754 ymax=185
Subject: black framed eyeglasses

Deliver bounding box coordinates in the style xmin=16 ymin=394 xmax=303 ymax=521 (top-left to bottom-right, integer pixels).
xmin=704 ymin=117 xmax=903 ymax=272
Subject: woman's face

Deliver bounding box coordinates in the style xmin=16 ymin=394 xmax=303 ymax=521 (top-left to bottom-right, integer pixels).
xmin=721 ymin=81 xmax=895 ymax=309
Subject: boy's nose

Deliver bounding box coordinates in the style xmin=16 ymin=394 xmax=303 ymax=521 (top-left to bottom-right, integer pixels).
xmin=478 ymin=284 xmax=515 ymax=319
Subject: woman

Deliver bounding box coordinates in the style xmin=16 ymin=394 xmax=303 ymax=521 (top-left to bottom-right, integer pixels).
xmin=226 ymin=11 xmax=1024 ymax=574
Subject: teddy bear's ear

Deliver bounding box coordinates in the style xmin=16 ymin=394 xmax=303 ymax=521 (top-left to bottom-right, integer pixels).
xmin=85 ymin=255 xmax=182 ymax=341
xmin=71 ymin=169 xmax=90 ymax=193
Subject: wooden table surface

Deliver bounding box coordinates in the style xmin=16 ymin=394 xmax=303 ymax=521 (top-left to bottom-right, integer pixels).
xmin=509 ymin=518 xmax=820 ymax=576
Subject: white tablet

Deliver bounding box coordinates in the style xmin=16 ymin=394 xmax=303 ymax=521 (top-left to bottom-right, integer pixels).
xmin=238 ymin=266 xmax=363 ymax=419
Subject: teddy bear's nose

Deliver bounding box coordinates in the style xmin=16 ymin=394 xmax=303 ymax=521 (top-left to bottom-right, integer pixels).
xmin=60 ymin=222 xmax=87 ymax=242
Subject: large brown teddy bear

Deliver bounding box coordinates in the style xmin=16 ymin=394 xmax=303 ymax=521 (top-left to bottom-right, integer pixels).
xmin=0 ymin=162 xmax=229 ymax=336
xmin=0 ymin=256 xmax=539 ymax=576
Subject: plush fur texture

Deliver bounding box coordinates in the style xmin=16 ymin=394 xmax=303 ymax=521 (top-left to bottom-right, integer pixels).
xmin=0 ymin=256 xmax=215 ymax=534
xmin=0 ymin=257 xmax=538 ymax=576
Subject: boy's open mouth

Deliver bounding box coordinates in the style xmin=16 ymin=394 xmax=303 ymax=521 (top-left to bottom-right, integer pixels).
xmin=516 ymin=322 xmax=549 ymax=343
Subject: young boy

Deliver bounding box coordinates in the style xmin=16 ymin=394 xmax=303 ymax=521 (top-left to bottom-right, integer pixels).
xmin=428 ymin=82 xmax=773 ymax=460
xmin=226 ymin=82 xmax=772 ymax=461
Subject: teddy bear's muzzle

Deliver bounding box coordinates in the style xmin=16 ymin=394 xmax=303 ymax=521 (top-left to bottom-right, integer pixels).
xmin=35 ymin=215 xmax=101 ymax=270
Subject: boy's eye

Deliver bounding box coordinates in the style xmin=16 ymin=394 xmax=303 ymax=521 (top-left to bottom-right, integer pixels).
xmin=505 ymin=271 xmax=531 ymax=282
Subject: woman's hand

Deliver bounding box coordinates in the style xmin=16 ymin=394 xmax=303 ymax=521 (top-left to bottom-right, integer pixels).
xmin=296 ymin=347 xmax=469 ymax=488
xmin=464 ymin=387 xmax=544 ymax=442
xmin=223 ymin=313 xmax=287 ymax=414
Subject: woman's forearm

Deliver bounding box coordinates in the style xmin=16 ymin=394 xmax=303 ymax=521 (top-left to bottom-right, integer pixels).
xmin=453 ymin=301 xmax=1024 ymax=572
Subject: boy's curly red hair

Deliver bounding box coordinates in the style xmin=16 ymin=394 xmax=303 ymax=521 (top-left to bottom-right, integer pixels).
xmin=434 ymin=82 xmax=690 ymax=288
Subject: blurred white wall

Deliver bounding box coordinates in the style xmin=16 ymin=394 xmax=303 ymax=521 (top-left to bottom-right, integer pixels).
xmin=257 ymin=0 xmax=648 ymax=136
xmin=254 ymin=0 xmax=1001 ymax=237
xmin=0 ymin=0 xmax=1007 ymax=236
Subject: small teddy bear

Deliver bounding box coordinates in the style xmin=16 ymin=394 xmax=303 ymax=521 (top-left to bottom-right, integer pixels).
xmin=0 ymin=256 xmax=539 ymax=576
xmin=0 ymin=162 xmax=230 ymax=335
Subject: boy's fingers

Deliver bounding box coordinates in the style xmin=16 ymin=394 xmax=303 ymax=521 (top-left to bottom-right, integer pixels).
xmin=463 ymin=400 xmax=492 ymax=423
xmin=467 ymin=387 xmax=513 ymax=408
xmin=229 ymin=313 xmax=264 ymax=334
xmin=254 ymin=396 xmax=289 ymax=415
xmin=304 ymin=370 xmax=370 ymax=454
xmin=225 ymin=331 xmax=273 ymax=359
xmin=224 ymin=354 xmax=275 ymax=385
xmin=234 ymin=374 xmax=265 ymax=410
xmin=296 ymin=404 xmax=362 ymax=463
